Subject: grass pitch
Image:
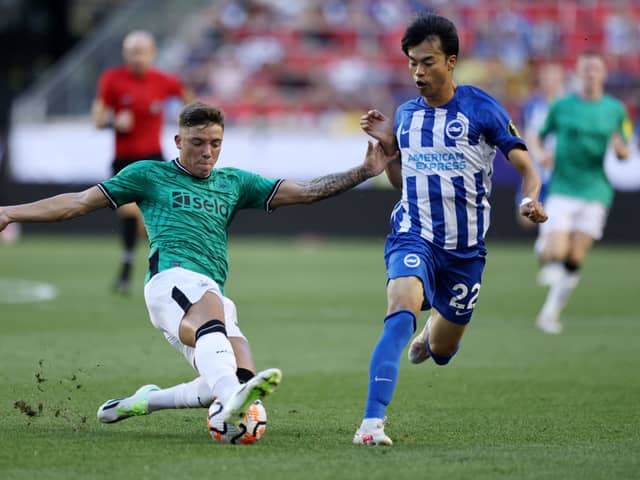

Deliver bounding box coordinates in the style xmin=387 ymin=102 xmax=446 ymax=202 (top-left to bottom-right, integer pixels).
xmin=0 ymin=235 xmax=639 ymax=480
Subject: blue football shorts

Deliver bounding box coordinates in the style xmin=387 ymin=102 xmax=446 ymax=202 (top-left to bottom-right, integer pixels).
xmin=384 ymin=234 xmax=486 ymax=325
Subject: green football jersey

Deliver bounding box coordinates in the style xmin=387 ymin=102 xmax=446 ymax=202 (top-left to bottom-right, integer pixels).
xmin=98 ymin=159 xmax=281 ymax=289
xmin=540 ymin=93 xmax=630 ymax=207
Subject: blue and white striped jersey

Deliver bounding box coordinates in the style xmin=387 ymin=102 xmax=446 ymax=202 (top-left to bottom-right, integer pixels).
xmin=390 ymin=85 xmax=525 ymax=253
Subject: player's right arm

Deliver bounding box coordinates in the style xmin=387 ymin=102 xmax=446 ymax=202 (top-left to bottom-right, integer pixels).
xmin=0 ymin=187 xmax=109 ymax=232
xmin=92 ymin=71 xmax=133 ymax=132
xmin=360 ymin=109 xmax=402 ymax=189
xmin=92 ymin=98 xmax=133 ymax=133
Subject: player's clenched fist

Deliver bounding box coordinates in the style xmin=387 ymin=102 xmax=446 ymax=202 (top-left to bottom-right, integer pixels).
xmin=520 ymin=199 xmax=548 ymax=223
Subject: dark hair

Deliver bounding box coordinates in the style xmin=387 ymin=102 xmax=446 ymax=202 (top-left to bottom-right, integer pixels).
xmin=179 ymin=101 xmax=225 ymax=129
xmin=401 ymin=13 xmax=459 ymax=58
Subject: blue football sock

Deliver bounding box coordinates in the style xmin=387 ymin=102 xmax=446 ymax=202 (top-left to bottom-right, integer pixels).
xmin=364 ymin=310 xmax=416 ymax=419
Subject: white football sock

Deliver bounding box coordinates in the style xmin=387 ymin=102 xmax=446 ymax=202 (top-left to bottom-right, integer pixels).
xmin=147 ymin=376 xmax=214 ymax=411
xmin=360 ymin=418 xmax=384 ymax=430
xmin=537 ymin=261 xmax=564 ymax=286
xmin=541 ymin=269 xmax=580 ymax=316
xmin=194 ymin=332 xmax=240 ymax=404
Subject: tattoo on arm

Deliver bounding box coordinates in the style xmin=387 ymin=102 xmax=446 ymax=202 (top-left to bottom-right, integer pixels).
xmin=301 ymin=166 xmax=371 ymax=203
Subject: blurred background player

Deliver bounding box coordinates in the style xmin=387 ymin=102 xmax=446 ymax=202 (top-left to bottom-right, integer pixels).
xmin=353 ymin=13 xmax=547 ymax=446
xmin=92 ymin=30 xmax=193 ymax=295
xmin=516 ymin=62 xmax=565 ymax=233
xmin=534 ymin=51 xmax=631 ymax=334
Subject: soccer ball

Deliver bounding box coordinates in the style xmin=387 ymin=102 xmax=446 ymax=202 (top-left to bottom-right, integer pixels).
xmin=207 ymin=399 xmax=267 ymax=444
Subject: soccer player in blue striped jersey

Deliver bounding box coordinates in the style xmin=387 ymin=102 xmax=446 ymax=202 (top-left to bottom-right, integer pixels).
xmin=353 ymin=13 xmax=548 ymax=446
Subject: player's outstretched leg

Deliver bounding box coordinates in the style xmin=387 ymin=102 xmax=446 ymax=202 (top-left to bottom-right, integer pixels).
xmin=221 ymin=368 xmax=281 ymax=425
xmin=97 ymin=384 xmax=160 ymax=423
xmin=353 ymin=418 xmax=393 ymax=446
xmin=407 ymin=316 xmax=432 ymax=364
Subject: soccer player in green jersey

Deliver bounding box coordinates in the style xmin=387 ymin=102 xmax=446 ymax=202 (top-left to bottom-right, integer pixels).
xmin=0 ymin=101 xmax=398 ymax=426
xmin=534 ymin=51 xmax=631 ymax=334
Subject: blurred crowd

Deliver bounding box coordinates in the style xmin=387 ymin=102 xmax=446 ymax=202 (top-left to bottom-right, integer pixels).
xmin=174 ymin=0 xmax=640 ymax=130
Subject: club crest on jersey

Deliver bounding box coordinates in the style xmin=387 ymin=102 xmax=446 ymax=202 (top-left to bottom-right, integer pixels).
xmin=403 ymin=254 xmax=421 ymax=268
xmin=508 ymin=120 xmax=522 ymax=138
xmin=445 ymin=119 xmax=467 ymax=140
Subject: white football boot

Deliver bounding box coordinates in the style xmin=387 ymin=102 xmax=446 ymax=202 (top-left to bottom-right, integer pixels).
xmin=407 ymin=317 xmax=432 ymax=364
xmin=97 ymin=384 xmax=160 ymax=423
xmin=536 ymin=308 xmax=563 ymax=334
xmin=353 ymin=418 xmax=393 ymax=446
xmin=221 ymin=368 xmax=282 ymax=425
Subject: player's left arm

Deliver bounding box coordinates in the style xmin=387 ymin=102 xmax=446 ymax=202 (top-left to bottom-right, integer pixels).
xmin=270 ymin=141 xmax=398 ymax=208
xmin=508 ymin=147 xmax=548 ymax=223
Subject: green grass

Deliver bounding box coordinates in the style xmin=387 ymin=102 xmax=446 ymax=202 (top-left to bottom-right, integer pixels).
xmin=0 ymin=235 xmax=639 ymax=480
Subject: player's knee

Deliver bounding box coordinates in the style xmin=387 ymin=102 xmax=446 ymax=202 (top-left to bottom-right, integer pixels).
xmin=195 ymin=319 xmax=227 ymax=342
xmin=564 ymin=259 xmax=581 ymax=273
xmin=426 ymin=340 xmax=460 ymax=366
xmin=384 ymin=310 xmax=416 ymax=334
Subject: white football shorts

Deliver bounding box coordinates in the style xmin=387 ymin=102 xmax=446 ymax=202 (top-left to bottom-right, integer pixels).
xmin=143 ymin=267 xmax=246 ymax=369
xmin=540 ymin=194 xmax=608 ymax=240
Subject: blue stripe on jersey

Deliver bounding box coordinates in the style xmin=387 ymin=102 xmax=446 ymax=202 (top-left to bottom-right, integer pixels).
xmin=452 ymin=176 xmax=468 ymax=249
xmin=390 ymin=201 xmax=402 ymax=231
xmin=421 ymin=110 xmax=434 ymax=147
xmin=444 ymin=108 xmax=459 ymax=147
xmin=406 ymin=176 xmax=422 ymax=235
xmin=474 ymin=171 xmax=486 ymax=245
xmin=468 ymin=123 xmax=480 ymax=145
xmin=427 ymin=174 xmax=445 ymax=247
xmin=399 ymin=115 xmax=412 ymax=148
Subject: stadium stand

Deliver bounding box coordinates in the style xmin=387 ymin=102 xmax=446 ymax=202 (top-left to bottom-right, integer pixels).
xmin=172 ymin=0 xmax=640 ymax=127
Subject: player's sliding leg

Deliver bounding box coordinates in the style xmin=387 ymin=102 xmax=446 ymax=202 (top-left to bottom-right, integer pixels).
xmin=97 ymin=336 xmax=257 ymax=423
xmin=154 ymin=273 xmax=280 ymax=423
xmin=97 ymin=371 xmax=256 ymax=423
xmin=177 ymin=292 xmax=281 ymax=425
xmin=100 ymin=271 xmax=281 ymax=425
xmin=220 ymin=367 xmax=282 ymax=425
xmin=145 ymin=367 xmax=256 ymax=412
xmin=97 ymin=384 xmax=160 ymax=423
xmin=145 ymin=335 xmax=257 ymax=413
xmin=99 ymin=324 xmax=281 ymax=426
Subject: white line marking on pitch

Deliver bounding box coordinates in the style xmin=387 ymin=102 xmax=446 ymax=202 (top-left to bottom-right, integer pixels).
xmin=0 ymin=278 xmax=58 ymax=304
